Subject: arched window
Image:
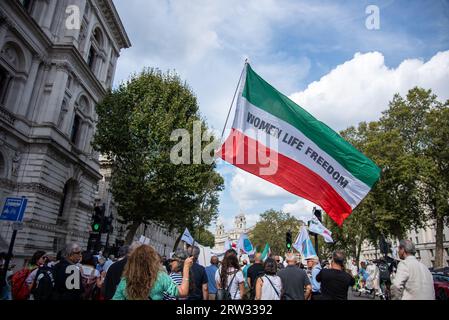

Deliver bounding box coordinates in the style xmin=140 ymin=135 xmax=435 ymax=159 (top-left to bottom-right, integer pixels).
xmin=87 ymin=46 xmax=96 ymax=70
xmin=1 ymin=42 xmax=26 ymax=71
xmin=70 ymin=114 xmax=81 ymax=144
xmin=93 ymin=28 xmax=104 ymax=49
xmin=78 ymin=95 xmax=90 ymax=115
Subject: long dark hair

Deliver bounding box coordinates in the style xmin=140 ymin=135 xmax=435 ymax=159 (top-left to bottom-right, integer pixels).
xmin=220 ymin=254 xmax=240 ymax=288
xmin=29 ymin=250 xmax=46 ymax=266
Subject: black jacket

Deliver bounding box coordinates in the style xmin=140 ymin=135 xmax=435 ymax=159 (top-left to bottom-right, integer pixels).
xmin=53 ymin=259 xmax=84 ymax=300
xmin=103 ymin=257 xmax=128 ymax=300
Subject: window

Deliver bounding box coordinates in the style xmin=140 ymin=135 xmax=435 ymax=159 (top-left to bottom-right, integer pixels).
xmin=445 ymin=248 xmax=449 ymax=256
xmin=93 ymin=28 xmax=103 ymax=48
xmin=19 ymin=0 xmax=33 ymax=12
xmin=415 ymin=237 xmax=419 ymax=244
xmin=430 ymin=249 xmax=434 ymax=257
xmin=87 ymin=47 xmax=96 ymax=70
xmin=58 ymin=183 xmax=68 ymax=217
xmin=70 ymin=114 xmax=81 ymax=144
xmin=0 ymin=152 xmax=5 ymax=177
xmin=444 ymin=234 xmax=446 ymax=242
xmin=0 ymin=65 xmax=11 ymax=104
xmin=416 ymin=250 xmax=420 ymax=258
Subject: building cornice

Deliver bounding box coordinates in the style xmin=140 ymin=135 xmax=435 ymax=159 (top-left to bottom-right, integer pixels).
xmin=94 ymin=0 xmax=131 ymax=49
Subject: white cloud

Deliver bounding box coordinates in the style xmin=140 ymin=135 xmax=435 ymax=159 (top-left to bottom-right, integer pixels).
xmin=230 ymin=169 xmax=296 ymax=210
xmin=290 ymin=50 xmax=449 ymax=131
xmin=282 ymin=199 xmax=317 ymax=218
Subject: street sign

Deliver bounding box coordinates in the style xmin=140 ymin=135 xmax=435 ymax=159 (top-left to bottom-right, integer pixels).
xmin=0 ymin=197 xmax=28 ymax=222
xmin=12 ymin=221 xmax=24 ymax=231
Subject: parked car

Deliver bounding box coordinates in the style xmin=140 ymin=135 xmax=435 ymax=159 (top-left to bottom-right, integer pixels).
xmin=432 ymin=273 xmax=449 ymax=300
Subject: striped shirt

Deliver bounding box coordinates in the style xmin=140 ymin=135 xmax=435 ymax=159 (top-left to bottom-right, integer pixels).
xmin=163 ymin=272 xmax=183 ymax=300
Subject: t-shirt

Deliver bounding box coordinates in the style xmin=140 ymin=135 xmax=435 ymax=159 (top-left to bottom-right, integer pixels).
xmin=187 ymin=262 xmax=208 ymax=300
xmin=205 ymin=264 xmax=218 ymax=294
xmin=260 ymin=275 xmax=282 ymax=300
xmin=277 ymin=265 xmax=311 ymax=300
xmin=247 ymin=263 xmax=264 ymax=289
xmin=163 ymin=272 xmax=183 ymax=300
xmin=215 ymin=267 xmax=244 ymax=300
xmin=316 ymin=269 xmax=355 ymax=300
xmin=112 ymin=271 xmax=179 ymax=300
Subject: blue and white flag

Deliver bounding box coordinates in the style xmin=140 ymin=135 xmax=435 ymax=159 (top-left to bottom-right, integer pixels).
xmin=293 ymin=226 xmax=317 ymax=259
xmin=181 ymin=228 xmax=195 ymax=245
xmin=224 ymin=238 xmax=232 ymax=251
xmin=237 ymin=233 xmax=255 ymax=255
xmin=300 ymin=216 xmax=334 ymax=243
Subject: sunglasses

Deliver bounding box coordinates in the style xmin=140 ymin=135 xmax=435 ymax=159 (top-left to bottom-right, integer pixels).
xmin=72 ymin=251 xmax=82 ymax=255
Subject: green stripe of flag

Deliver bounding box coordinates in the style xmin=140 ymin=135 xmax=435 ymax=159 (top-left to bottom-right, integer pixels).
xmin=242 ymin=64 xmax=381 ymax=188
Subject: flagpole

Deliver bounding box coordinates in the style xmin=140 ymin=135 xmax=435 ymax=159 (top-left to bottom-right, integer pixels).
xmin=220 ymin=59 xmax=249 ymax=141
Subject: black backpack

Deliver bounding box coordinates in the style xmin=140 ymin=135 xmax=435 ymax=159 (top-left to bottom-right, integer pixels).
xmin=378 ymin=262 xmax=390 ymax=281
xmin=216 ymin=271 xmax=238 ymax=301
xmin=32 ymin=266 xmax=56 ymax=300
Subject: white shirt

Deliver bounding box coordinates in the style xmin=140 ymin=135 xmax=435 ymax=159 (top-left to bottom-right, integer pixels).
xmin=260 ymin=275 xmax=282 ymax=300
xmin=215 ymin=267 xmax=244 ymax=300
xmin=350 ymin=265 xmax=358 ymax=277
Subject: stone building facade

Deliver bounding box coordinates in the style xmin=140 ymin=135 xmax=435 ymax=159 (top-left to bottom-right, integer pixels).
xmin=0 ymin=0 xmax=130 ymax=263
xmin=214 ymin=213 xmax=253 ymax=252
xmin=360 ymin=224 xmax=449 ymax=268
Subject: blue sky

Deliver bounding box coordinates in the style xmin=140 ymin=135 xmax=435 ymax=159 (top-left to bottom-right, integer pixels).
xmin=112 ymin=0 xmax=449 ymax=232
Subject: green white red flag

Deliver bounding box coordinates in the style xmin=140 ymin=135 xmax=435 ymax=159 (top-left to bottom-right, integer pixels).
xmin=220 ymin=63 xmax=381 ymax=225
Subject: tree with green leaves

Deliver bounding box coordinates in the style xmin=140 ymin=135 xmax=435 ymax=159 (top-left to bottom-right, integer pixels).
xmin=93 ymin=68 xmax=224 ymax=244
xmin=249 ymin=209 xmax=301 ymax=256
xmin=326 ymin=87 xmax=448 ymax=268
xmin=195 ymin=227 xmax=215 ymax=248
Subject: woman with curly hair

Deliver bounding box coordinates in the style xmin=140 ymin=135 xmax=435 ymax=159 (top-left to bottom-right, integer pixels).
xmin=112 ymin=245 xmax=193 ymax=300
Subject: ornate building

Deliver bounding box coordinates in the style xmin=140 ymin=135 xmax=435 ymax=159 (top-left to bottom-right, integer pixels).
xmin=0 ymin=0 xmax=130 ymax=263
xmin=214 ymin=213 xmax=253 ymax=252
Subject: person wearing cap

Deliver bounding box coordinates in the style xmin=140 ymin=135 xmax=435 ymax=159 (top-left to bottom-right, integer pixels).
xmin=163 ymin=249 xmax=190 ymax=300
xmin=277 ymin=253 xmax=311 ymax=300
xmin=186 ymin=246 xmax=209 ymax=300
xmin=306 ymin=255 xmax=321 ymax=299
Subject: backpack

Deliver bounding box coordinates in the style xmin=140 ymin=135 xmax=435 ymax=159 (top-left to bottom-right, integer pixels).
xmin=378 ymin=262 xmax=390 ymax=281
xmin=11 ymin=267 xmax=34 ymax=300
xmin=216 ymin=271 xmax=238 ymax=301
xmin=81 ymin=268 xmax=100 ymax=300
xmin=32 ymin=266 xmax=55 ymax=300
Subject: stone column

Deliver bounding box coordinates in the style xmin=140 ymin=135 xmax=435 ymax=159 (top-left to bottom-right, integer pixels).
xmin=39 ymin=63 xmax=69 ymax=124
xmin=17 ymin=55 xmax=41 ymax=116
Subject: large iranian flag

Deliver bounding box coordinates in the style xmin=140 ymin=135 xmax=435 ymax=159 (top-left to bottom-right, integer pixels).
xmin=220 ymin=63 xmax=381 ymax=225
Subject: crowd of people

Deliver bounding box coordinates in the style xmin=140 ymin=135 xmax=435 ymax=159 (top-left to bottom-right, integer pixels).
xmin=0 ymin=239 xmax=436 ymax=300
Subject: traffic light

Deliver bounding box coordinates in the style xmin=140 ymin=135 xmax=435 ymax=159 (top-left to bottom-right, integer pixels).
xmin=92 ymin=205 xmax=105 ymax=232
xmin=286 ymin=231 xmax=292 ymax=251
xmin=103 ymin=215 xmax=113 ymax=233
xmin=313 ymin=207 xmax=322 ymax=222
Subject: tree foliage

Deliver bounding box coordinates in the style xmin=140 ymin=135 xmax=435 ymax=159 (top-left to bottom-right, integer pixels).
xmin=93 ymin=68 xmax=224 ymax=243
xmin=325 ymin=87 xmax=449 ymax=267
xmin=249 ymin=209 xmax=301 ymax=256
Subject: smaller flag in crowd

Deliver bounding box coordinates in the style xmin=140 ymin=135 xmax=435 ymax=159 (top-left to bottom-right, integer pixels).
xmin=181 ymin=228 xmax=195 ymax=245
xmin=293 ymin=226 xmax=317 ymax=259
